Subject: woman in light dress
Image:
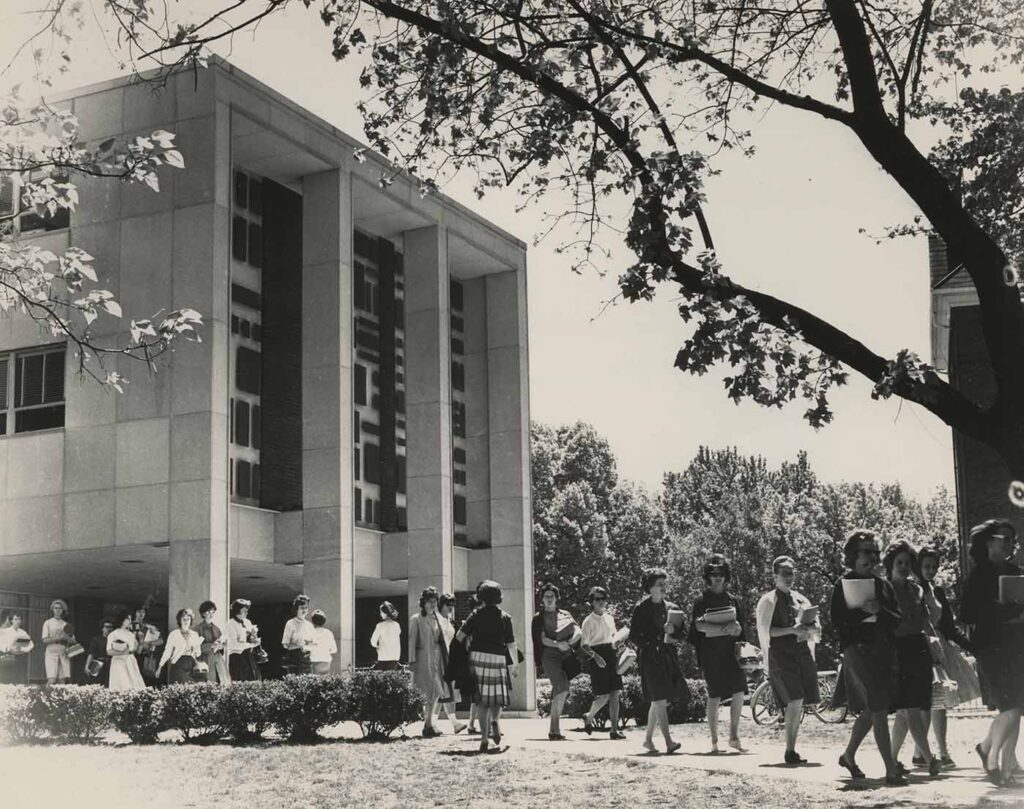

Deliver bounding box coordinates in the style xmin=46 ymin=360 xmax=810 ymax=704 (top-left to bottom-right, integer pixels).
xmin=370 ymin=601 xmax=402 ymax=670
xmin=107 ymin=611 xmax=146 ymax=692
xmin=409 ymin=586 xmax=454 ymax=737
xmin=41 ymin=599 xmax=74 ymax=684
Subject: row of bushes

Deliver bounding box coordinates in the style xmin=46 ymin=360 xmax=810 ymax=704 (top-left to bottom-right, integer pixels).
xmin=537 ymin=674 xmax=710 ymax=727
xmin=0 ymin=670 xmax=423 ymax=745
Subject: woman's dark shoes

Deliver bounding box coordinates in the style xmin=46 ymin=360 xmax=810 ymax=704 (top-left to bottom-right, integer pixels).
xmin=478 ymin=739 xmax=489 ymax=753
xmin=911 ymin=755 xmax=926 ymax=767
xmin=986 ymin=768 xmax=1004 ymax=787
xmin=940 ymin=754 xmax=956 ymax=769
xmin=784 ymin=750 xmax=807 ymax=765
xmin=895 ymin=761 xmax=909 ymax=777
xmin=422 ymin=726 xmax=439 ymax=738
xmin=666 ymin=741 xmax=682 ymax=755
xmin=584 ymin=718 xmax=594 ymax=735
xmin=928 ymin=757 xmax=941 ymax=777
xmin=490 ymin=721 xmax=501 ymax=746
xmin=975 ymin=742 xmax=989 ymax=770
xmin=467 ymin=726 xmax=480 ymax=734
xmin=610 ymin=730 xmax=626 ymax=740
xmin=885 ymin=772 xmax=910 ymax=787
xmin=548 ymin=733 xmax=567 ymax=741
xmin=838 ymin=754 xmax=865 ymax=779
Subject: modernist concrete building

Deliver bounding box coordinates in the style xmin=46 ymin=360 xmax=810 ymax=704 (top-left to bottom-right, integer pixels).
xmin=928 ymin=235 xmax=1022 ymax=567
xmin=0 ymin=58 xmax=535 ymax=707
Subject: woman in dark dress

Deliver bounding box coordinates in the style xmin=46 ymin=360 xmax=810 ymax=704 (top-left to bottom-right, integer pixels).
xmin=531 ymin=582 xmax=581 ymax=741
xmin=689 ymin=554 xmax=747 ymax=753
xmin=883 ymin=540 xmax=940 ymax=777
xmin=629 ymin=567 xmax=687 ymax=755
xmin=829 ymin=529 xmax=906 ymax=785
xmin=962 ymin=519 xmax=1024 ymax=785
xmin=755 ymin=555 xmax=820 ymax=765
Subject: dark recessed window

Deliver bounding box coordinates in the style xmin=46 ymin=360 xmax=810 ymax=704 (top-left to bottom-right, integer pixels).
xmin=363 ymin=443 xmax=380 ymax=485
xmin=236 ymin=347 xmax=261 ymax=395
xmin=236 ymin=460 xmax=252 ymax=498
xmin=239 ymin=319 xmax=251 ymax=338
xmin=231 ymin=315 xmax=240 ymax=334
xmin=354 ymin=488 xmax=362 ymax=522
xmin=6 ymin=346 xmax=66 ymax=435
xmin=354 ymin=447 xmax=361 ymax=481
xmin=354 ymin=364 xmax=367 ymax=406
xmin=251 ymin=405 xmax=261 ymax=450
xmin=450 ymin=280 xmax=464 ymax=311
xmin=354 ymin=264 xmax=366 ymax=310
xmin=354 ymin=410 xmax=361 ymax=442
xmin=397 ymin=455 xmax=406 ymax=495
xmin=251 ymin=464 xmax=260 ymax=500
xmin=232 ymin=215 xmax=248 ymax=261
xmin=452 ymin=362 xmax=465 ymax=392
xmin=234 ymin=171 xmax=248 ymax=210
xmin=248 ymin=178 xmax=263 ymax=215
xmin=454 ymin=494 xmax=467 ymax=526
xmin=247 ymin=223 xmax=263 ymax=268
xmin=234 ymin=400 xmax=250 ymax=447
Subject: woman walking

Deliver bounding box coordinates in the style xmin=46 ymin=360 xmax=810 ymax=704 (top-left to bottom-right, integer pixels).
xmin=455 ymin=580 xmax=518 ymax=753
xmin=580 ymin=586 xmax=626 ymax=739
xmin=195 ymin=601 xmax=230 ymax=685
xmin=755 ymin=555 xmax=820 ymax=765
xmin=370 ymin=601 xmax=402 ymax=670
xmin=41 ymin=599 xmax=73 ymax=684
xmin=281 ymin=594 xmax=315 ymax=675
xmin=107 ymin=611 xmax=146 ymax=692
xmin=689 ymin=554 xmax=747 ymax=753
xmin=962 ymin=519 xmax=1024 ymax=786
xmin=156 ymin=608 xmax=205 ymax=684
xmin=309 ymin=610 xmax=337 ymax=675
xmin=225 ymin=598 xmax=262 ymax=682
xmin=629 ymin=567 xmax=687 ymax=755
xmin=829 ymin=529 xmax=906 ymax=785
xmin=883 ymin=540 xmax=940 ymax=777
xmin=531 ymin=582 xmax=581 ymax=741
xmin=437 ymin=592 xmax=468 ymax=734
xmin=409 ymin=586 xmax=454 ymax=737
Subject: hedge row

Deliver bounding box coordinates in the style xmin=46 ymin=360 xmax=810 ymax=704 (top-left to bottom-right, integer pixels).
xmin=0 ymin=670 xmax=423 ymax=745
xmin=537 ymin=674 xmax=710 ymax=727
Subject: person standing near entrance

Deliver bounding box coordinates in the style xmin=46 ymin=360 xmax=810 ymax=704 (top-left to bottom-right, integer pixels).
xmin=226 ymin=598 xmax=262 ymax=682
xmin=371 ymin=601 xmax=402 ymax=670
xmin=107 ymin=611 xmax=146 ymax=692
xmin=308 ymin=610 xmax=337 ymax=675
xmin=409 ymin=587 xmax=453 ymax=737
xmin=282 ymin=594 xmax=315 ymax=675
xmin=0 ymin=609 xmax=34 ymax=685
xmin=756 ymin=555 xmax=820 ymax=765
xmin=156 ymin=608 xmax=206 ymax=684
xmin=41 ymin=599 xmax=73 ymax=685
xmin=85 ymin=618 xmax=114 ymax=688
xmin=195 ymin=601 xmax=230 ymax=685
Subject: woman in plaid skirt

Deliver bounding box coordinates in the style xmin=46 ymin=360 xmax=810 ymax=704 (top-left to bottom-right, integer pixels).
xmin=455 ymin=580 xmax=519 ymax=753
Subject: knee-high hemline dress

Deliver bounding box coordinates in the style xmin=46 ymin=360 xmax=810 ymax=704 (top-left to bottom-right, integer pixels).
xmin=629 ymin=596 xmax=690 ymax=704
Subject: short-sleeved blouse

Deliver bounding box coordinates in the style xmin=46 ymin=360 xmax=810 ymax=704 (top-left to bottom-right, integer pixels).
xmin=461 ymin=605 xmax=515 ymax=655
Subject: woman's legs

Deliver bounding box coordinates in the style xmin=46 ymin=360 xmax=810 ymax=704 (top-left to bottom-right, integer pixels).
xmin=930 ymin=709 xmax=947 ymax=759
xmin=467 ymin=701 xmax=478 ymax=731
xmin=729 ymin=692 xmax=745 ymax=748
xmin=585 ymin=693 xmax=610 ymax=729
xmin=706 ymin=696 xmax=721 ymax=749
xmin=423 ymin=697 xmax=439 ymax=732
xmin=609 ymin=690 xmax=621 ymax=732
xmin=784 ymin=699 xmax=804 ymax=754
xmin=986 ymin=710 xmax=1015 ymax=771
xmin=477 ymin=704 xmax=491 ymax=751
xmin=1000 ymin=710 xmax=1022 ymax=779
xmin=550 ymin=689 xmax=569 ymax=736
xmin=656 ymin=700 xmax=675 ymax=748
xmin=644 ymin=701 xmax=659 ymax=749
xmin=440 ymin=700 xmax=466 ymax=733
xmin=904 ymin=707 xmax=935 ymax=766
xmin=871 ymin=710 xmax=899 ymax=776
xmin=890 ymin=710 xmax=909 ymax=760
xmin=844 ymin=711 xmax=873 ymax=766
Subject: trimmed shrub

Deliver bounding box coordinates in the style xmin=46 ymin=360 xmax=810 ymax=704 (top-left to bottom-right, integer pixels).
xmin=342 ymin=669 xmax=422 ymax=741
xmin=161 ymin=682 xmax=225 ymax=743
xmin=110 ymin=688 xmax=165 ymax=744
xmin=0 ymin=685 xmax=46 ymax=743
xmin=218 ymin=680 xmax=282 ymax=742
xmin=271 ymin=674 xmax=347 ymax=741
xmin=36 ymin=685 xmax=112 ymax=741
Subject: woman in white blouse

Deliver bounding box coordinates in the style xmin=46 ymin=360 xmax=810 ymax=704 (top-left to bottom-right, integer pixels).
xmin=0 ymin=609 xmax=34 ymax=685
xmin=156 ymin=608 xmax=206 ymax=684
xmin=308 ymin=610 xmax=338 ymax=675
xmin=225 ymin=598 xmax=262 ymax=682
xmin=107 ymin=611 xmax=146 ymax=691
xmin=282 ymin=594 xmax=315 ymax=675
xmin=371 ymin=601 xmax=402 ymax=670
xmin=41 ymin=599 xmax=74 ymax=684
xmin=580 ymin=586 xmax=626 ymax=739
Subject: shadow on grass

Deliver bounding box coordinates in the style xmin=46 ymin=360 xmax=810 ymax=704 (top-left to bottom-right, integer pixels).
xmin=758 ymin=762 xmax=825 ymax=769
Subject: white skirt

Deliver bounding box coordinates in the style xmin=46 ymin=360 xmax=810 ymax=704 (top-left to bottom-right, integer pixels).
xmin=108 ymin=655 xmax=146 ymax=691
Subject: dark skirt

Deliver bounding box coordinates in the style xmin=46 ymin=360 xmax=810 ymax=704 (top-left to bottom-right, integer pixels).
xmin=769 ymin=640 xmax=819 ymax=705
xmin=588 ymin=644 xmax=623 ymax=695
xmin=699 ymin=637 xmax=747 ymax=699
xmin=374 ymin=660 xmax=401 ymax=671
xmin=893 ymin=634 xmax=932 ymax=710
xmin=229 ymin=650 xmax=262 ymax=682
xmin=639 ymin=644 xmax=689 ymax=703
xmin=283 ymin=648 xmax=312 ymax=676
xmin=542 ymin=647 xmax=571 ymax=696
xmin=169 ymin=655 xmax=204 ymax=684
xmin=842 ymin=637 xmax=897 ymax=713
xmin=976 ymin=626 xmax=1024 ymax=711
xmin=0 ymin=654 xmax=27 ymax=685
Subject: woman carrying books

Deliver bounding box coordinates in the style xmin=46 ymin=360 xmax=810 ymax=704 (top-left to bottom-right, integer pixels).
xmin=225 ymin=598 xmax=262 ymax=682
xmin=41 ymin=599 xmax=74 ymax=685
xmin=107 ymin=611 xmax=146 ymax=691
xmin=580 ymin=586 xmax=626 ymax=740
xmin=531 ymin=582 xmax=582 ymax=741
xmin=85 ymin=618 xmax=114 ymax=688
xmin=156 ymin=608 xmax=206 ymax=684
xmin=962 ymin=519 xmax=1024 ymax=786
xmin=829 ymin=529 xmax=905 ymax=785
xmin=755 ymin=555 xmax=820 ymax=765
xmin=629 ymin=567 xmax=687 ymax=755
xmin=689 ymin=554 xmax=748 ymax=753
xmin=0 ymin=609 xmax=34 ymax=685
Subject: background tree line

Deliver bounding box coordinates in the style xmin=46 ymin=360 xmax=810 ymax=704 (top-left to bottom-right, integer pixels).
xmin=532 ymin=421 xmax=958 ymax=672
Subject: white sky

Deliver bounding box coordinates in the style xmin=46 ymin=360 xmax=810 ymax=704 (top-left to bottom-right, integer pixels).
xmin=1 ymin=3 xmax=971 ymax=499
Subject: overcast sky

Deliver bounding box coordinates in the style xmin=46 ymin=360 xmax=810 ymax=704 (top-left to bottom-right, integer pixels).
xmin=1 ymin=3 xmax=966 ymax=498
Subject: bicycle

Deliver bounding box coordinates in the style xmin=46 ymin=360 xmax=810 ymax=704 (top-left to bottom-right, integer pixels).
xmin=750 ymin=668 xmax=847 ymax=725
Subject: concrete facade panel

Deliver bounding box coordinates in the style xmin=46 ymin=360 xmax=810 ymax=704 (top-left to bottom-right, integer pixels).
xmin=115 ymin=483 xmax=169 ymax=545
xmin=115 ymin=418 xmax=170 ymax=487
xmin=64 ymin=425 xmax=116 ymax=493
xmin=63 ymin=489 xmax=115 ymax=550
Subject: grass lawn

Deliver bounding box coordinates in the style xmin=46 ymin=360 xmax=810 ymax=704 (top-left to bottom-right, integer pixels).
xmin=0 ymin=715 xmax=1017 ymax=809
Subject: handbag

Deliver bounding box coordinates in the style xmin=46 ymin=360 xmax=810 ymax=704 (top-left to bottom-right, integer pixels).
xmin=616 ymin=647 xmax=637 ymax=675
xmin=141 ymin=653 xmax=159 ymax=680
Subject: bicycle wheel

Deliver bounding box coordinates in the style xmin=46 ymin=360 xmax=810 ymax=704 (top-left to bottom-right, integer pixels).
xmin=750 ymin=681 xmax=779 ymax=725
xmin=813 ymin=674 xmax=848 ymax=724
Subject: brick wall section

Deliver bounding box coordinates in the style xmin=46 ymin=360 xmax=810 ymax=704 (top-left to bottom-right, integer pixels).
xmin=259 ymin=180 xmax=303 ymax=510
xmin=948 ymin=305 xmax=1024 ymax=569
xmin=929 ymin=233 xmax=972 ymax=291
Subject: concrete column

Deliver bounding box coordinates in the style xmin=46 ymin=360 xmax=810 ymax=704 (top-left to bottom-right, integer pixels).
xmin=300 ymin=168 xmax=355 ymax=673
xmin=403 ymin=226 xmax=454 ymax=602
xmin=486 ymin=266 xmax=534 ymax=710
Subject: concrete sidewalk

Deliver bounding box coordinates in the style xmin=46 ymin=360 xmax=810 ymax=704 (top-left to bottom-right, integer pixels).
xmin=430 ymin=717 xmax=1022 ymax=805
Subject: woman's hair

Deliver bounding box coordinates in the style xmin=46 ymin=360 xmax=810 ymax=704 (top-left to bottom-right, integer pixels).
xmin=292 ymin=594 xmax=311 ymax=613
xmin=882 ymin=539 xmax=918 ymax=578
xmin=198 ymin=600 xmax=217 ymax=617
xmin=478 ymin=580 xmax=503 ymax=606
xmin=0 ymin=608 xmax=14 ymax=626
xmin=133 ymin=605 xmax=147 ymax=617
xmin=113 ymin=609 xmax=133 ymax=629
xmin=969 ymin=519 xmax=1017 ymax=566
xmin=175 ymin=608 xmax=195 ymax=628
xmin=379 ymin=601 xmax=399 ymax=620
xmin=466 ymin=594 xmax=481 ymax=611
xmin=438 ymin=592 xmax=456 ymax=610
xmin=842 ymin=529 xmax=879 ymax=569
xmin=49 ymin=598 xmax=69 ymax=615
xmin=917 ymin=545 xmax=941 ymax=571
xmin=588 ymin=586 xmax=608 ymax=602
xmin=310 ymin=610 xmax=327 ymax=628
xmin=229 ymin=598 xmax=252 ymax=619
xmin=641 ymin=567 xmax=668 ymax=593
xmin=702 ymin=553 xmax=731 ymax=585
xmin=773 ymin=555 xmax=796 ymax=574
xmin=539 ymin=582 xmax=560 ymax=601
xmin=419 ymin=586 xmax=440 ymax=615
